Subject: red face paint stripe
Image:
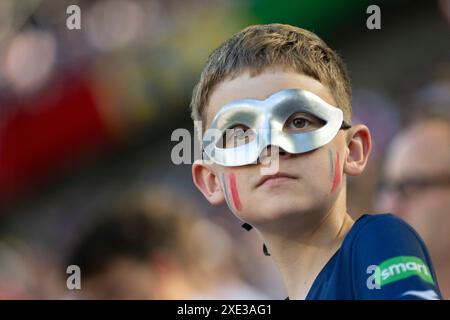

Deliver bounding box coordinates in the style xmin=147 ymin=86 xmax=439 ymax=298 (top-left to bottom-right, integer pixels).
xmin=330 ymin=152 xmax=341 ymax=193
xmin=228 ymin=173 xmax=242 ymax=211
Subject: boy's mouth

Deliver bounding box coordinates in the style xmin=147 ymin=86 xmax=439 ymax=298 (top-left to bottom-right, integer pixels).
xmin=255 ymin=172 xmax=298 ymax=188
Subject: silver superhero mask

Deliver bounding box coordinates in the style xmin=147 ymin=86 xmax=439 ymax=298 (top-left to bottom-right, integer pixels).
xmin=203 ymin=88 xmax=350 ymax=167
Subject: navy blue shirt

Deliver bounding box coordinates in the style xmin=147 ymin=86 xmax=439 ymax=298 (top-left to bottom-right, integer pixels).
xmin=299 ymin=214 xmax=442 ymax=300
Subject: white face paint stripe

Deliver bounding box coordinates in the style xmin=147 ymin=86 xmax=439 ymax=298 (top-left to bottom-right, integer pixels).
xmin=221 ymin=173 xmax=233 ymax=210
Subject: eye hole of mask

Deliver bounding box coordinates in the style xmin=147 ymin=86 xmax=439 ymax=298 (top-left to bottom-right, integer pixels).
xmin=283 ymin=112 xmax=326 ymax=133
xmin=215 ymin=124 xmax=257 ymax=149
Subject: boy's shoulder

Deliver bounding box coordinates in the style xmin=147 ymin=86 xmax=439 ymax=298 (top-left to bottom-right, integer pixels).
xmin=306 ymin=213 xmax=442 ymax=299
xmin=344 ymin=213 xmax=421 ymax=248
xmin=351 ymin=212 xmax=411 ymax=229
xmin=338 ymin=212 xmax=434 ymax=276
xmin=341 ymin=213 xmax=434 ymax=274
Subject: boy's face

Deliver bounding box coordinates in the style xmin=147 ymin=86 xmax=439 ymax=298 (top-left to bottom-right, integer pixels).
xmin=193 ymin=70 xmax=368 ymax=230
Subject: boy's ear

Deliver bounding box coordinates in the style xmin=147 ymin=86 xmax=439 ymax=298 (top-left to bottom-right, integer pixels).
xmin=192 ymin=160 xmax=225 ymax=205
xmin=343 ymin=124 xmax=372 ymax=176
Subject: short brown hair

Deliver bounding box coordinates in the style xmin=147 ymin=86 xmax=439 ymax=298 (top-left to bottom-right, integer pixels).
xmin=190 ymin=23 xmax=352 ymax=134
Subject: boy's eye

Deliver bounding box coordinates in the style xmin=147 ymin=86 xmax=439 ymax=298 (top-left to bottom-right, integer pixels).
xmin=284 ymin=113 xmax=324 ymax=132
xmin=291 ymin=118 xmax=309 ymax=128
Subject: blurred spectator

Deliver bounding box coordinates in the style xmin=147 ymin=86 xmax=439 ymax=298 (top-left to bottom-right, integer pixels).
xmin=377 ymin=78 xmax=450 ymax=298
xmin=0 ymin=238 xmax=62 ymax=299
xmin=66 ymin=188 xmax=268 ymax=299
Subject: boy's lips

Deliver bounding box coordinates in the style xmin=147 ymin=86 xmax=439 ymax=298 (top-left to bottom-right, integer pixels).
xmin=255 ymin=172 xmax=298 ymax=188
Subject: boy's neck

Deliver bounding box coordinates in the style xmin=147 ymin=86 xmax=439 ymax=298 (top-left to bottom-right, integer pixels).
xmin=256 ymin=193 xmax=354 ymax=300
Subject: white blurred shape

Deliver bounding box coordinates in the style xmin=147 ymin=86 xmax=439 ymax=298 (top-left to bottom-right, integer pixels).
xmin=3 ymin=29 xmax=56 ymax=94
xmin=85 ymin=0 xmax=143 ymax=51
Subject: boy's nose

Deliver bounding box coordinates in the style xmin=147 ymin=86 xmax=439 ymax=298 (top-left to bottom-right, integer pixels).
xmin=258 ymin=145 xmax=292 ymax=164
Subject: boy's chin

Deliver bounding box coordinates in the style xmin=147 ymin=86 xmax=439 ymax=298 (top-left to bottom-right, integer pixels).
xmin=236 ymin=198 xmax=323 ymax=227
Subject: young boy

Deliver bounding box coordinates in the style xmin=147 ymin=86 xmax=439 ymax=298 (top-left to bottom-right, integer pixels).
xmin=190 ymin=24 xmax=442 ymax=299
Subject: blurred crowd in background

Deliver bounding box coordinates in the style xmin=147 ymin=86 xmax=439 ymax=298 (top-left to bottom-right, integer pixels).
xmin=0 ymin=0 xmax=449 ymax=299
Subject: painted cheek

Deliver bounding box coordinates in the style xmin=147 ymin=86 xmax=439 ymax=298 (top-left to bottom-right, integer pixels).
xmin=330 ymin=151 xmax=341 ymax=193
xmin=228 ymin=173 xmax=243 ymax=211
